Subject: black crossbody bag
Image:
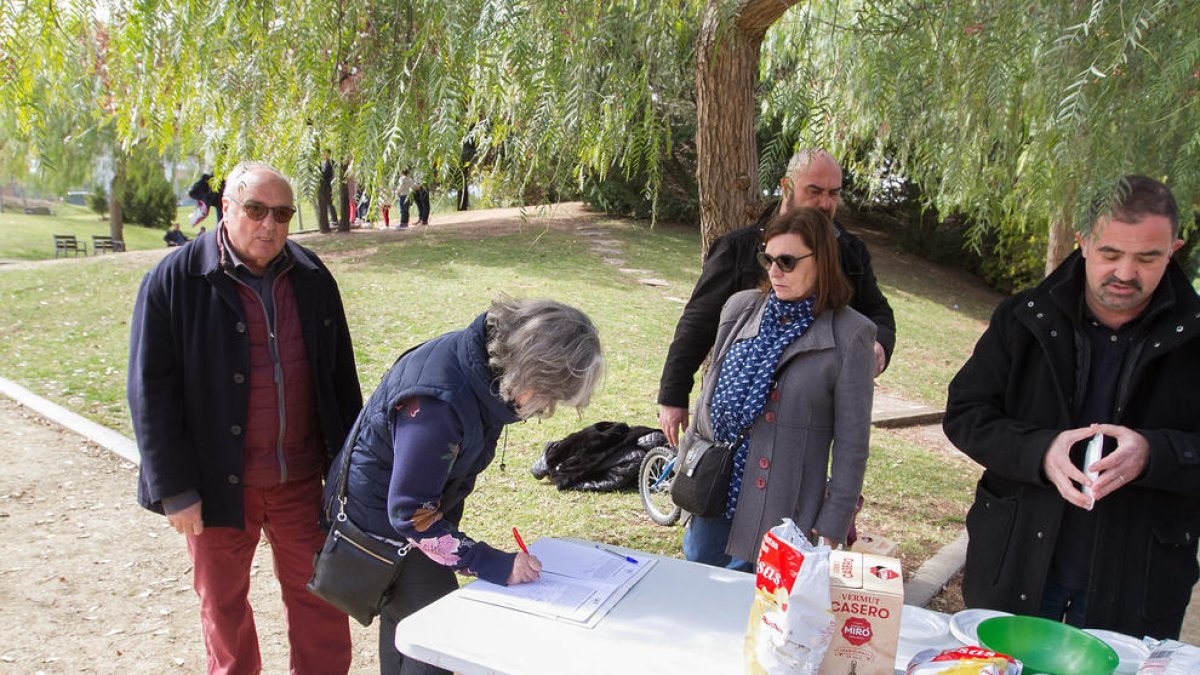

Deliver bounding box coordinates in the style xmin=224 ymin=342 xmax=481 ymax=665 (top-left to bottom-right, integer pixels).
xmin=670 ymin=434 xmax=743 ymax=517
xmin=307 ymin=412 xmax=410 ymax=627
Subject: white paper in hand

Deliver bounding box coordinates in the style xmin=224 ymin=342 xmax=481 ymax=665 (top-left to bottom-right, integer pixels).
xmin=1082 ymin=431 xmax=1103 ymax=509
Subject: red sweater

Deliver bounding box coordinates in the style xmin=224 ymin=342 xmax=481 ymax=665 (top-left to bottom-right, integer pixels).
xmin=237 ymin=273 xmax=323 ymax=486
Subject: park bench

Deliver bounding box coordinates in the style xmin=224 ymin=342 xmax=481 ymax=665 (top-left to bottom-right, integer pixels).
xmin=92 ymin=235 xmax=125 ymax=254
xmin=24 ymin=206 xmax=52 ymax=215
xmin=53 ymin=235 xmax=87 ymax=258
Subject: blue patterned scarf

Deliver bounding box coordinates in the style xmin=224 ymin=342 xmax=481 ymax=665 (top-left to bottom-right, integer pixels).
xmin=710 ymin=292 xmax=815 ymax=518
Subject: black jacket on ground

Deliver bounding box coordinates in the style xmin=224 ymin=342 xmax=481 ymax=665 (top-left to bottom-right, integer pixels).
xmin=657 ymin=202 xmax=896 ymax=409
xmin=943 ymin=250 xmax=1200 ymax=639
xmin=538 ymin=422 xmax=661 ymax=492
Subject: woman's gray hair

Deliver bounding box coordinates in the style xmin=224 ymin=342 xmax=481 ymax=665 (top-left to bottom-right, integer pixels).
xmin=485 ymin=297 xmax=604 ymax=418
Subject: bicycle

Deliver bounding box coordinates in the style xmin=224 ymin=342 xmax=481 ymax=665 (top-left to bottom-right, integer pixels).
xmin=638 ymin=445 xmax=682 ymax=526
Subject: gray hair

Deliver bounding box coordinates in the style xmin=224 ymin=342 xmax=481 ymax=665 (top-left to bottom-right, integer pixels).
xmin=224 ymin=161 xmax=293 ymax=200
xmin=485 ymin=297 xmax=604 ymax=418
xmin=784 ymin=148 xmax=838 ymax=179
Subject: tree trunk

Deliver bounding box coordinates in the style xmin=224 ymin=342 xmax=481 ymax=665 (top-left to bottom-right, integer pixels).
xmin=694 ymin=0 xmax=800 ymax=257
xmin=109 ymin=151 xmax=126 ymax=243
xmin=1046 ymin=212 xmax=1076 ymax=276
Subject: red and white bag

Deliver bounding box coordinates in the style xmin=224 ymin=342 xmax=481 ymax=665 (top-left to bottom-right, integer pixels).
xmin=905 ymin=646 xmax=1022 ymax=674
xmin=744 ymin=519 xmax=835 ymax=674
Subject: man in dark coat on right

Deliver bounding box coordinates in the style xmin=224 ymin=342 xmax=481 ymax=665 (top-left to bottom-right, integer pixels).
xmin=944 ymin=175 xmax=1200 ymax=639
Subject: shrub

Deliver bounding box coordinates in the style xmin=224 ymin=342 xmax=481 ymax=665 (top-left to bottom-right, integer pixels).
xmin=87 ymin=184 xmax=108 ymax=216
xmin=121 ymin=149 xmax=176 ymax=229
xmin=977 ymin=222 xmax=1048 ymax=294
xmin=876 ymin=202 xmax=1046 ymax=294
xmin=580 ymin=127 xmax=698 ymax=224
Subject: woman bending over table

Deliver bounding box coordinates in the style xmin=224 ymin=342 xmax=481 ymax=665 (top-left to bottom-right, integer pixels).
xmin=328 ymin=297 xmax=604 ymax=674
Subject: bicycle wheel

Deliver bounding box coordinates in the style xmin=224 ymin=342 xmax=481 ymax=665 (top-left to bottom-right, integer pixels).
xmin=639 ymin=446 xmax=681 ymax=526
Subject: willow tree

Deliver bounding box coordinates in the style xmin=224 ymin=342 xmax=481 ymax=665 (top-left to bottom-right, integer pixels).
xmin=4 ymin=0 xmax=808 ymax=254
xmin=5 ymin=0 xmax=1198 ymax=276
xmin=3 ymin=1 xmax=699 ymax=218
xmin=768 ymin=1 xmax=1200 ymax=272
xmin=695 ymin=0 xmax=801 ymax=251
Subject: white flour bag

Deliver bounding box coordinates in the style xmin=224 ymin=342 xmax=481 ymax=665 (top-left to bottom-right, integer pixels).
xmin=744 ymin=518 xmax=835 ymax=674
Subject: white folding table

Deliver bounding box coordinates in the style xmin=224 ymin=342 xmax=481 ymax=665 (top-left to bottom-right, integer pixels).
xmin=394 ymin=539 xmax=965 ymax=674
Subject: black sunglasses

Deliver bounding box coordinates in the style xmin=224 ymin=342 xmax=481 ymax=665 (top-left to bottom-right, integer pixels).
xmin=756 ymin=250 xmax=814 ymax=273
xmin=228 ymin=196 xmax=298 ymax=224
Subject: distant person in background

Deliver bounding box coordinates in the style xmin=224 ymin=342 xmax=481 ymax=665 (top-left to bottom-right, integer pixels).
xmin=944 ymin=175 xmax=1200 ymax=639
xmin=187 ymin=172 xmax=225 ymax=225
xmin=345 ymin=172 xmax=359 ymax=226
xmin=380 ymin=190 xmax=392 ymax=229
xmin=413 ymin=178 xmax=431 ymax=226
xmin=317 ymin=149 xmax=338 ymax=232
xmin=164 ymin=222 xmax=190 ymax=247
xmin=355 ymin=186 xmax=371 ymax=228
xmin=188 ymin=200 xmax=209 ymax=227
xmin=395 ymin=168 xmax=417 ymax=229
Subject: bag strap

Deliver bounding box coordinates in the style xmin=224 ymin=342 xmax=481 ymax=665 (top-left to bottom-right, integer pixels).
xmin=331 ymin=410 xmax=365 ymax=520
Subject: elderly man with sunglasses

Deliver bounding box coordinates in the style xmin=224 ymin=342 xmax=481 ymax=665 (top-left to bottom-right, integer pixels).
xmin=128 ymin=161 xmax=362 ymax=674
xmin=657 ymin=149 xmax=896 ymax=447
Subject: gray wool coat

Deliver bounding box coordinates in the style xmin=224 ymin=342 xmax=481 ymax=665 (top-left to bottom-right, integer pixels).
xmin=681 ymin=289 xmax=876 ymax=562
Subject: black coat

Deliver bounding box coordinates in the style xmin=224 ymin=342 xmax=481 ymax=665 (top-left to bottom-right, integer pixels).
xmin=657 ymin=203 xmax=896 ymax=408
xmin=538 ymin=422 xmax=660 ymax=492
xmin=128 ymin=231 xmax=362 ymax=528
xmin=944 ymin=250 xmax=1200 ymax=639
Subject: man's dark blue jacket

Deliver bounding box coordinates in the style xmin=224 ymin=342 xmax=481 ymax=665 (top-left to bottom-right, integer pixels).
xmin=128 ymin=230 xmax=362 ymax=529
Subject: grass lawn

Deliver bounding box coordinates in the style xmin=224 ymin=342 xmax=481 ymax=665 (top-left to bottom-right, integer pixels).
xmin=0 ymin=206 xmax=991 ymax=573
xmin=0 ymin=204 xmax=204 ymax=259
xmin=0 ymin=192 xmax=464 ymax=262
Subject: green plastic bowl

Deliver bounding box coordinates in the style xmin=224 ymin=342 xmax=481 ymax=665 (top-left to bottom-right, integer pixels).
xmin=977 ymin=615 xmax=1120 ymax=675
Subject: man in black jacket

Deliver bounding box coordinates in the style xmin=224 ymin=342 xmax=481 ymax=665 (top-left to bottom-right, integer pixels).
xmin=657 ymin=149 xmax=896 ymax=446
xmin=944 ymin=175 xmax=1200 ymax=639
xmin=129 ymin=162 xmax=362 ymax=671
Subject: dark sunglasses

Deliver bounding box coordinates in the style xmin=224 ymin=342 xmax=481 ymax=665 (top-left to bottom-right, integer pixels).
xmin=756 ymin=250 xmax=814 ymax=273
xmin=228 ymin=196 xmax=297 ymax=224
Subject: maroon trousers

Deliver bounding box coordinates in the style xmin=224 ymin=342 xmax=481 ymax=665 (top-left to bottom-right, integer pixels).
xmin=186 ymin=475 xmax=351 ymax=675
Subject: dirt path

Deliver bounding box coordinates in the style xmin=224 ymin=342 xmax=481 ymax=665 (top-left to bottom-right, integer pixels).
xmin=0 ymin=398 xmax=379 ymax=674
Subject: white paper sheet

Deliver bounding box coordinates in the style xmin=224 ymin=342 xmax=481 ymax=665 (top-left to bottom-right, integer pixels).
xmin=1083 ymin=431 xmax=1103 ymax=508
xmin=457 ymin=538 xmax=655 ymax=627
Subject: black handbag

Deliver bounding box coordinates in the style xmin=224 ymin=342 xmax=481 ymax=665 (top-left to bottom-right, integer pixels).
xmin=670 ymin=437 xmax=736 ymax=517
xmin=307 ymin=415 xmax=409 ymax=626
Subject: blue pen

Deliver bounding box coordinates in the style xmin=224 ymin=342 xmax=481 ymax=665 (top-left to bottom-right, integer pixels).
xmin=595 ymin=544 xmax=638 ymax=564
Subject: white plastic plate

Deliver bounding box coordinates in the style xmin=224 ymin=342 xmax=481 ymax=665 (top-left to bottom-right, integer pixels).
xmin=901 ymin=605 xmax=950 ymax=641
xmin=948 ymin=608 xmax=1012 ymax=646
xmin=1084 ymin=628 xmax=1150 ymax=675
